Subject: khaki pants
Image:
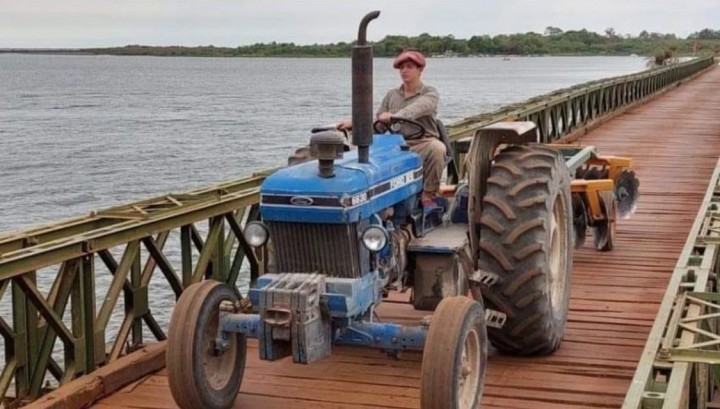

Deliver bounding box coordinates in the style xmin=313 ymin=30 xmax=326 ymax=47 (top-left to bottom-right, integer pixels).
xmin=407 ymin=138 xmax=447 ymax=194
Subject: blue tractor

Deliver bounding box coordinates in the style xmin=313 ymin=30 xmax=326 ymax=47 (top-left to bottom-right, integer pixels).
xmin=165 ymin=10 xmax=631 ymax=409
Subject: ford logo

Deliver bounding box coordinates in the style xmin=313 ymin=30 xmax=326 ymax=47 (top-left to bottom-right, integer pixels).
xmin=290 ymin=196 xmax=314 ymax=206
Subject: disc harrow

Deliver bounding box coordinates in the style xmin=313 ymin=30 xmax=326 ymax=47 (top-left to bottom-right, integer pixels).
xmin=550 ymin=145 xmax=639 ymax=251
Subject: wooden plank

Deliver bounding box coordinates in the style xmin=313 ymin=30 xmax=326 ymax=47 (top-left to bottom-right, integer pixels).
xmin=28 ymin=343 xmax=165 ymax=409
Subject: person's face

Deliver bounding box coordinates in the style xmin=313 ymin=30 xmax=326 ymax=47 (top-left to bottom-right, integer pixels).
xmin=398 ymin=61 xmax=422 ymax=84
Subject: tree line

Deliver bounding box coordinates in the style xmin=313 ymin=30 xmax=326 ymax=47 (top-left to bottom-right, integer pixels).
xmin=83 ymin=27 xmax=720 ymax=58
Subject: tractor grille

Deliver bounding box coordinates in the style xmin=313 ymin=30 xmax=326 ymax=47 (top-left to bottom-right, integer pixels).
xmin=268 ymin=222 xmax=369 ymax=279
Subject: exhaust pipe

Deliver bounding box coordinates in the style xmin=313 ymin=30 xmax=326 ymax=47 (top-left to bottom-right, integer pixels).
xmin=352 ymin=10 xmax=380 ymax=164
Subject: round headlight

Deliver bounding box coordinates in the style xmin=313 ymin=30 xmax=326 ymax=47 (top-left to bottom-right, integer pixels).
xmin=361 ymin=225 xmax=389 ymax=252
xmin=243 ymin=222 xmax=269 ymax=247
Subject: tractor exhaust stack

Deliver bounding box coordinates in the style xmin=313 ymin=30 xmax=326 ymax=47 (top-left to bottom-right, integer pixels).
xmin=352 ymin=10 xmax=380 ymax=164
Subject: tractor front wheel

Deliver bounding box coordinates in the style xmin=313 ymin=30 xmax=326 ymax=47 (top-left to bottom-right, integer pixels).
xmin=167 ymin=281 xmax=247 ymax=409
xmin=421 ymin=296 xmax=487 ymax=409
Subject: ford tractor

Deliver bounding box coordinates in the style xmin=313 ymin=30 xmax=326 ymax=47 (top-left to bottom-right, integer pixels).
xmin=165 ymin=10 xmax=638 ymax=409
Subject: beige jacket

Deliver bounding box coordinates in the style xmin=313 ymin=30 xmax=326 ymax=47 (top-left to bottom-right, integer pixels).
xmin=377 ymin=82 xmax=439 ymax=140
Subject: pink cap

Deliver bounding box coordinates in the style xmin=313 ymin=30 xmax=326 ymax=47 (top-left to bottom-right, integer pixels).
xmin=393 ymin=49 xmax=426 ymax=68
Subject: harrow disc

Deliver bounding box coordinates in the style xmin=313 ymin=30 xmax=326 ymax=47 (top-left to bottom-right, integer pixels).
xmin=572 ymin=193 xmax=588 ymax=248
xmin=593 ymin=193 xmax=617 ymax=251
xmin=615 ymin=169 xmax=640 ymax=219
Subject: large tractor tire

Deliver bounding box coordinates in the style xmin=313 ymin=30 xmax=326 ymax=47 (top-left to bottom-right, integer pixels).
xmin=421 ymin=296 xmax=487 ymax=409
xmin=477 ymin=144 xmax=573 ymax=355
xmin=167 ymin=280 xmax=247 ymax=409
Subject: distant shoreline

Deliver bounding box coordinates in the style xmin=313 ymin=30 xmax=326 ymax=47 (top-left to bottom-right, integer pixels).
xmin=2 ymin=30 xmax=718 ymax=59
xmin=0 ymin=49 xmax=676 ymax=57
xmin=0 ymin=49 xmax=95 ymax=56
xmin=0 ymin=50 xmax=701 ymax=59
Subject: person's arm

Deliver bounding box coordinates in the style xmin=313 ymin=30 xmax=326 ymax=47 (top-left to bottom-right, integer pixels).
xmin=393 ymin=86 xmax=439 ymax=119
xmin=336 ymin=119 xmax=353 ymax=130
xmin=376 ymin=91 xmax=391 ymax=119
xmin=339 ymin=90 xmax=394 ymax=130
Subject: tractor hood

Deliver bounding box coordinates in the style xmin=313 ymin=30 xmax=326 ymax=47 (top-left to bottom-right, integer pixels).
xmin=261 ymin=134 xmax=422 ymax=223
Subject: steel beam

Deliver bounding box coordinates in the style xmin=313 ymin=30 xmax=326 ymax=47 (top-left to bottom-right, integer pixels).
xmin=0 ymin=189 xmax=260 ymax=279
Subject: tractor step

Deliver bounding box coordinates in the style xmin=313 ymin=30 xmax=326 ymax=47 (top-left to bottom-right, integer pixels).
xmin=469 ymin=269 xmax=499 ymax=287
xmin=485 ymin=308 xmax=507 ymax=329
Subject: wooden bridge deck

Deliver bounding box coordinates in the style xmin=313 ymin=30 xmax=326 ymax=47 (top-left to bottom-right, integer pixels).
xmin=88 ymin=66 xmax=720 ymax=409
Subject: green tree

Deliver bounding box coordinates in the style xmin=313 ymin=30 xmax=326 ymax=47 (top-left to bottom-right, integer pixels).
xmin=544 ymin=26 xmax=563 ymax=36
xmin=80 ymin=27 xmax=720 ymax=58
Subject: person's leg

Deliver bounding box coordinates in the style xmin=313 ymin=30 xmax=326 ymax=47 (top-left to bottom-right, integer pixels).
xmin=407 ymin=138 xmax=447 ymax=205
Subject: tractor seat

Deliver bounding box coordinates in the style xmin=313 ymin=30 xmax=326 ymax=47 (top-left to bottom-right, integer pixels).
xmin=436 ymin=119 xmax=460 ymax=181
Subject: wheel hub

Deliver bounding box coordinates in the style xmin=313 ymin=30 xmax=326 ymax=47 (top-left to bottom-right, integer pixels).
xmin=202 ymin=310 xmax=238 ymax=390
xmin=458 ymin=328 xmax=481 ymax=408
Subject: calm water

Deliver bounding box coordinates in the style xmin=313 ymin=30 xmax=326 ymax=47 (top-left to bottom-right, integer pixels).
xmin=0 ymin=54 xmax=647 ymax=370
xmin=0 ymin=54 xmax=647 ymax=233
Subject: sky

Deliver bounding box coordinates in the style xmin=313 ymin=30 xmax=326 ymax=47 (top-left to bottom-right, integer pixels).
xmin=0 ymin=0 xmax=717 ymax=48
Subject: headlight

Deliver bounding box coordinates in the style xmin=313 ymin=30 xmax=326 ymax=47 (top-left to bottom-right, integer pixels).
xmin=243 ymin=222 xmax=269 ymax=247
xmin=361 ymin=225 xmax=389 ymax=252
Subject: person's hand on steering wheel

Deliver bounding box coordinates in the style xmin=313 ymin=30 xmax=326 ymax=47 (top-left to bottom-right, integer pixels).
xmin=377 ymin=112 xmax=393 ymax=124
xmin=373 ymin=116 xmax=427 ymax=140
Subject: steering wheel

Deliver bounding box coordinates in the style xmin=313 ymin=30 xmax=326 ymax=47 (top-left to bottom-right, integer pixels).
xmin=373 ymin=117 xmax=427 ymax=140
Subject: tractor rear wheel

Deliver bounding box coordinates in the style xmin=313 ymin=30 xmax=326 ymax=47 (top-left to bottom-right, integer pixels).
xmin=476 ymin=145 xmax=573 ymax=355
xmin=167 ymin=280 xmax=247 ymax=409
xmin=421 ymin=296 xmax=487 ymax=409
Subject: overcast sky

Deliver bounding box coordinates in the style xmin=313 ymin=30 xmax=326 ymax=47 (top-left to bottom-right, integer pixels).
xmin=1 ymin=0 xmax=717 ymax=48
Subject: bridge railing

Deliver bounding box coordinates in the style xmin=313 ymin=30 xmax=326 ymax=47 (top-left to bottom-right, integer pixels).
xmin=445 ymin=56 xmax=714 ymax=143
xmin=0 ymin=56 xmax=714 ymax=406
xmin=0 ymin=175 xmax=269 ymax=405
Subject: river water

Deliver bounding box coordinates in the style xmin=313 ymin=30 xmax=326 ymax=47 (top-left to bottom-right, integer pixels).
xmin=0 ymin=54 xmax=647 ymax=370
xmin=0 ymin=54 xmax=648 ymax=232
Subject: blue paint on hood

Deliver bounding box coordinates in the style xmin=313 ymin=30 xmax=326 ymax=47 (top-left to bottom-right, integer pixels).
xmin=260 ymin=134 xmax=423 ymax=223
